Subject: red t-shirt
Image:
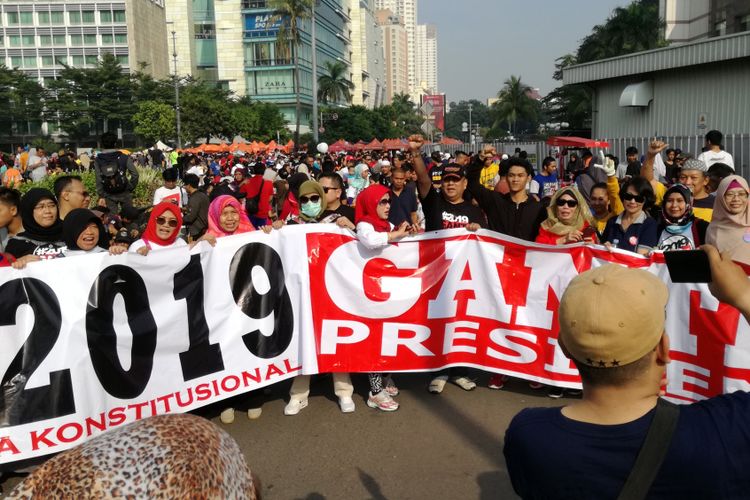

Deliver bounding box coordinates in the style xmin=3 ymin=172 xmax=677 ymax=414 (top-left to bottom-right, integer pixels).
xmin=239 ymin=176 xmax=273 ymax=219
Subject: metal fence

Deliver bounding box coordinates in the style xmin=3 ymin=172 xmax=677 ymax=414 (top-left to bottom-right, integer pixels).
xmin=425 ymin=134 xmax=750 ymax=180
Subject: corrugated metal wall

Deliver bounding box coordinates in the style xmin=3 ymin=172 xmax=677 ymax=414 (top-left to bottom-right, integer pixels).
xmin=593 ymin=58 xmax=750 ymax=138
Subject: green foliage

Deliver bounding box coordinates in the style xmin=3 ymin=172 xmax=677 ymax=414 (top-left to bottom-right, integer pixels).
xmin=17 ymin=166 xmax=161 ymax=208
xmin=133 ymin=101 xmax=176 ymax=144
xmin=318 ymin=60 xmax=355 ymax=104
xmin=493 ymin=76 xmax=538 ymax=135
xmin=0 ymin=65 xmax=47 ymax=137
xmin=317 ymin=101 xmax=422 ymax=143
xmin=444 ymin=100 xmax=493 ymax=139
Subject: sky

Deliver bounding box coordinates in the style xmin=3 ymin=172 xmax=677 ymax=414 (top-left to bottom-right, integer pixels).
xmin=419 ymin=0 xmax=630 ymax=104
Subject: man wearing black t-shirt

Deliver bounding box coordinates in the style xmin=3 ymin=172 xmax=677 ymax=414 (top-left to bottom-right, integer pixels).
xmin=409 ymin=134 xmax=486 ymax=394
xmin=319 ymin=172 xmax=355 ymax=230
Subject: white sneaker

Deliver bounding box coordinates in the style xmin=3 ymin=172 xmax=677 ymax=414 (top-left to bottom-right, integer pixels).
xmin=247 ymin=408 xmax=262 ymax=420
xmin=338 ymin=396 xmax=356 ymax=413
xmin=384 ymin=376 xmax=399 ymax=396
xmin=220 ymin=408 xmax=235 ymax=424
xmin=367 ymin=391 xmax=399 ymax=412
xmin=429 ymin=375 xmax=449 ymax=394
xmin=284 ymin=398 xmax=308 ymax=416
xmin=452 ymin=376 xmax=477 ymax=391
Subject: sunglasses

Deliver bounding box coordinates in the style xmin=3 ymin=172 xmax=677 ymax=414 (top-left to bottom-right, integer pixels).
xmin=299 ymin=194 xmax=321 ymax=204
xmin=555 ymin=198 xmax=578 ymax=208
xmin=622 ymin=193 xmax=645 ymax=203
xmin=156 ymin=216 xmax=179 ymax=227
xmin=378 ymin=198 xmax=391 ymax=206
xmin=321 ymin=187 xmax=339 ymax=193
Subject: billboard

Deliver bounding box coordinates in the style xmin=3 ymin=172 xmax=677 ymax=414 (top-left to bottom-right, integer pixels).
xmin=244 ymin=13 xmax=283 ymax=36
xmin=422 ymin=94 xmax=446 ymax=131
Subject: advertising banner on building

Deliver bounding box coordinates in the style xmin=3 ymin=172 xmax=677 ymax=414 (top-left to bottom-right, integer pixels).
xmin=244 ymin=13 xmax=283 ymax=36
xmin=422 ymin=94 xmax=446 ymax=131
xmin=0 ymin=227 xmax=747 ymax=463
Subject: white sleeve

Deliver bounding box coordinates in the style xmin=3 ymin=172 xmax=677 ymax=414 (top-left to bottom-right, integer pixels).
xmin=616 ymin=164 xmax=628 ymax=179
xmin=725 ymin=153 xmax=735 ymax=169
xmin=152 ymin=187 xmax=162 ymax=206
xmin=529 ymin=179 xmax=540 ymax=195
xmin=356 ymin=222 xmax=389 ymax=249
xmin=129 ymin=239 xmax=147 ymax=254
xmin=654 ymin=154 xmax=667 ymax=179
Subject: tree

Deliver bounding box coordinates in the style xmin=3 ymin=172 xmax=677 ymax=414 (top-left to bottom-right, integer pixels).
xmin=443 ymin=100 xmax=492 ymax=139
xmin=180 ymin=82 xmax=233 ymax=144
xmin=0 ymin=65 xmax=47 ymax=138
xmin=317 ymin=60 xmax=354 ymax=104
xmin=493 ymin=76 xmax=537 ymax=135
xmin=133 ymin=101 xmax=176 ymax=144
xmin=269 ymin=0 xmax=312 ymax=148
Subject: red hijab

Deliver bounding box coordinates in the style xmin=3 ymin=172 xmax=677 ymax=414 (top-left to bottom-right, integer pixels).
xmin=355 ymin=184 xmax=391 ymax=233
xmin=142 ymin=202 xmax=183 ymax=246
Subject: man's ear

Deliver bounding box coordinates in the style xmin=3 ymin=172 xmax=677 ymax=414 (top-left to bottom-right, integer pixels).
xmin=656 ymin=332 xmax=670 ymax=365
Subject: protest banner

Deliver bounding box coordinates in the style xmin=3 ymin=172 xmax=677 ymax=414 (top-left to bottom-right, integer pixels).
xmin=0 ymin=226 xmax=747 ymax=463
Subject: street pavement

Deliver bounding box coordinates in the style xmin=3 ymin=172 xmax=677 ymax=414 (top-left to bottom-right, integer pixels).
xmin=0 ymin=371 xmax=568 ymax=499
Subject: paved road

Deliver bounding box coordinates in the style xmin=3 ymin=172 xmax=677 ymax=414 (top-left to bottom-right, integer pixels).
xmin=1 ymin=371 xmax=567 ymax=499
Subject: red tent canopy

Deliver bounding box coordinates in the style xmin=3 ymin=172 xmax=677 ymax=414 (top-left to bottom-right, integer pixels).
xmin=328 ymin=139 xmax=351 ymax=153
xmin=265 ymin=140 xmax=278 ymax=152
xmin=364 ymin=139 xmax=383 ymax=151
xmin=546 ymin=136 xmax=609 ymax=149
xmin=440 ymin=137 xmax=463 ymax=145
xmin=382 ymin=138 xmax=407 ymax=150
xmin=282 ymin=140 xmax=294 ymax=153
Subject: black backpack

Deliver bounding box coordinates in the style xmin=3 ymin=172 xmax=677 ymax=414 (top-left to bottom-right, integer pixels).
xmin=245 ymin=182 xmax=263 ymax=216
xmin=97 ymin=154 xmax=128 ymax=194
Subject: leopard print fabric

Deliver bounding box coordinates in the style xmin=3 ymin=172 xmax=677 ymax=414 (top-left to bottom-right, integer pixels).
xmin=7 ymin=414 xmax=257 ymax=499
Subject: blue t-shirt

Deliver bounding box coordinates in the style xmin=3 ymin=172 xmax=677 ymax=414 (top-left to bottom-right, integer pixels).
xmin=388 ymin=184 xmax=418 ymax=226
xmin=504 ymin=392 xmax=750 ymax=499
xmin=531 ymin=173 xmax=559 ymax=199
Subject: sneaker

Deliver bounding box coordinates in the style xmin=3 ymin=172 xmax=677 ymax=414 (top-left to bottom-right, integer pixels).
xmin=339 ymin=396 xmax=356 ymax=413
xmin=284 ymin=398 xmax=308 ymax=415
xmin=367 ymin=391 xmax=399 ymax=412
xmin=548 ymin=387 xmax=565 ymax=399
xmin=220 ymin=407 xmax=235 ymax=424
xmin=384 ymin=376 xmax=399 ymax=396
xmin=488 ymin=374 xmax=508 ymax=390
xmin=429 ymin=375 xmax=449 ymax=394
xmin=528 ymin=381 xmax=544 ymax=390
xmin=247 ymin=408 xmax=262 ymax=420
xmin=452 ymin=376 xmax=477 ymax=391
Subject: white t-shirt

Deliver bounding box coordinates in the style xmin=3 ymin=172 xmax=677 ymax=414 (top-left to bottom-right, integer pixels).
xmin=697 ymin=150 xmax=734 ymax=170
xmin=152 ymin=186 xmax=187 ymax=206
xmin=129 ymin=238 xmax=187 ymax=253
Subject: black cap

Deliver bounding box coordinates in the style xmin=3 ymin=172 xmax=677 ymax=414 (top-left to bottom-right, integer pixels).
xmin=441 ymin=163 xmax=465 ymax=180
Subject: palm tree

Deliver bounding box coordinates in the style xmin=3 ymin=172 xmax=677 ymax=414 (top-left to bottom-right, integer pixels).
xmin=493 ymin=75 xmax=536 ymax=135
xmin=317 ymin=60 xmax=354 ymax=104
xmin=269 ymin=0 xmax=312 ymax=147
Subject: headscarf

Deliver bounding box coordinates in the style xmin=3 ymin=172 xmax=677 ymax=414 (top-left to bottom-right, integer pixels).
xmin=661 ymin=184 xmax=694 ymax=233
xmin=355 ymin=184 xmax=391 ymax=233
xmin=207 ymin=195 xmax=254 ymax=237
xmin=18 ymin=188 xmax=63 ymax=242
xmin=297 ymin=180 xmax=327 ymax=222
xmin=349 ymin=163 xmax=369 ymax=193
xmin=541 ymin=186 xmax=594 ymax=236
xmin=297 ymin=164 xmax=310 ymax=178
xmin=706 ymin=175 xmax=750 ymax=265
xmin=63 ymin=209 xmax=109 ymax=250
xmin=287 ymin=172 xmax=309 ymax=199
xmin=142 ymin=202 xmax=183 ymax=246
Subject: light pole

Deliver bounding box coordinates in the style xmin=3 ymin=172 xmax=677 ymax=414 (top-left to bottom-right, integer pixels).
xmin=311 ymin=1 xmax=319 ymax=143
xmin=467 ymin=102 xmax=473 ymax=147
xmin=167 ymin=23 xmax=182 ymax=149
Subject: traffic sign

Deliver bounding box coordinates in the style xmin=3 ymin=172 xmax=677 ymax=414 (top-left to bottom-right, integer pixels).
xmin=420 ymin=101 xmax=434 ymax=116
xmin=421 ymin=121 xmax=436 ymax=135
xmin=461 ymin=122 xmax=468 ymax=132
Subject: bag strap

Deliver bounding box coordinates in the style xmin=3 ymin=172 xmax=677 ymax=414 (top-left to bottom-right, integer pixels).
xmin=617 ymin=399 xmax=680 ymax=500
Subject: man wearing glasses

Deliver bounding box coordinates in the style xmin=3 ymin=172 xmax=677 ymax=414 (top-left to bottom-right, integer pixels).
xmin=54 ymin=175 xmax=91 ymax=220
xmin=318 ymin=172 xmax=355 ymax=230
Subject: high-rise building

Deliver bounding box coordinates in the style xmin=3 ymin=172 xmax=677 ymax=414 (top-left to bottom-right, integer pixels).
xmin=376 ymin=9 xmax=409 ymax=103
xmin=350 ymin=0 xmax=386 ymax=109
xmin=660 ymin=0 xmax=750 ymax=43
xmin=375 ymin=0 xmax=417 ymax=99
xmin=167 ymin=0 xmax=351 ymax=134
xmin=0 ymin=0 xmax=170 ymax=137
xmin=415 ymin=23 xmax=437 ymax=96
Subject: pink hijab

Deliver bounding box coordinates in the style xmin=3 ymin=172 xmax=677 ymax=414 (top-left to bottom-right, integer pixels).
xmin=706 ymin=175 xmax=750 ymax=265
xmin=207 ymin=195 xmax=255 ymax=237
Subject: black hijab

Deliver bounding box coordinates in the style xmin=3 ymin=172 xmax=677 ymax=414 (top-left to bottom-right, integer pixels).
xmin=63 ymin=209 xmax=109 ymax=250
xmin=287 ymin=172 xmax=309 ymax=199
xmin=19 ymin=188 xmax=63 ymax=242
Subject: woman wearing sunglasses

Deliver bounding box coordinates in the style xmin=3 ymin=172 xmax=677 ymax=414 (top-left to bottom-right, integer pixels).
xmin=355 ymin=184 xmax=416 ymax=412
xmin=535 ymin=187 xmax=598 ymax=246
xmin=706 ymin=175 xmax=750 ymax=265
xmin=129 ymin=201 xmax=215 ymax=256
xmin=601 ymin=177 xmax=659 ymax=255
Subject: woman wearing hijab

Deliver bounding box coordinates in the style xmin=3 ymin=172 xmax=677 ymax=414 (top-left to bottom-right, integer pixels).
xmin=5 ymin=188 xmax=66 ymax=266
xmin=706 ymin=175 xmax=750 ymax=265
xmin=655 ymin=184 xmax=709 ymax=251
xmin=355 ymin=184 xmax=414 ymax=412
xmin=346 ymin=163 xmax=369 ymax=205
xmin=129 ymin=201 xmax=215 ymax=256
xmin=535 ymin=187 xmax=598 ymax=245
xmin=63 ymin=208 xmax=128 ymax=257
xmin=207 ymin=195 xmax=255 ymax=238
xmin=282 ymin=180 xmax=357 ymax=416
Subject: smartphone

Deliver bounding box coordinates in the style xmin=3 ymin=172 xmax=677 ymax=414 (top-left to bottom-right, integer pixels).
xmin=664 ymin=250 xmax=712 ymax=283
xmin=581 ymin=226 xmax=598 ymax=241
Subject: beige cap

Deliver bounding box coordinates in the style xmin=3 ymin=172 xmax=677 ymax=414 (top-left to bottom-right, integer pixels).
xmin=558 ymin=265 xmax=668 ymax=368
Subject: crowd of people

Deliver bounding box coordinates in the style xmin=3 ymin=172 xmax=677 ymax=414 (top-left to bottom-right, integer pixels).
xmin=0 ymin=129 xmax=747 ymax=403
